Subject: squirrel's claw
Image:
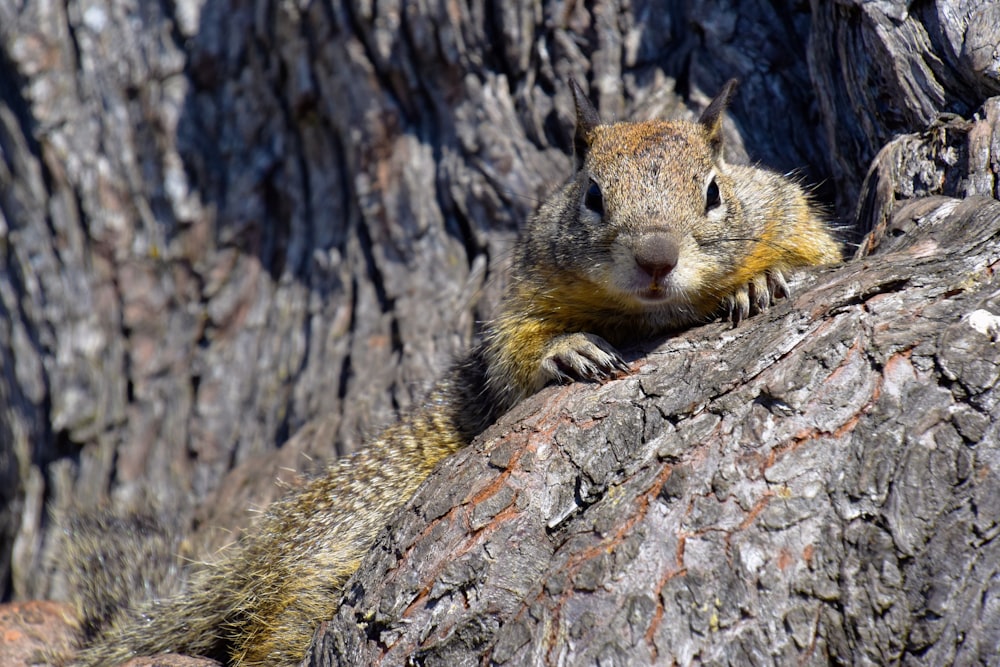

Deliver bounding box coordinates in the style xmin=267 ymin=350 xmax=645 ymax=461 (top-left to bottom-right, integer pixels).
xmin=727 ymin=269 xmax=791 ymax=326
xmin=729 ymin=287 xmax=752 ymax=325
xmin=767 ymin=269 xmax=790 ymax=302
xmin=539 ymin=332 xmax=629 ymax=385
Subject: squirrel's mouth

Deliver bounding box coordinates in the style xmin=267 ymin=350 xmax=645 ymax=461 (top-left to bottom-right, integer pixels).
xmin=634 ymin=283 xmax=680 ymax=304
xmin=603 ymin=259 xmax=689 ymax=306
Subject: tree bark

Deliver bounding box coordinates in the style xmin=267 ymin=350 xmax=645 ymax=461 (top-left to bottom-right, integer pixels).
xmin=310 ymin=191 xmax=1000 ymax=665
xmin=1 ymin=0 xmax=998 ymax=662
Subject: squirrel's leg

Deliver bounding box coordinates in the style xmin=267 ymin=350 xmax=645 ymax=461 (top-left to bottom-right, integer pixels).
xmin=485 ymin=317 xmax=630 ymax=404
xmin=538 ymin=332 xmax=631 ymax=384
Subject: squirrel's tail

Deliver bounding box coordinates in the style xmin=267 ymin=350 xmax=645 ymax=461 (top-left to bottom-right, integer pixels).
xmin=59 ymin=506 xmax=231 ymax=666
xmin=60 ymin=508 xmax=186 ymax=640
xmin=73 ymin=570 xmax=233 ymax=666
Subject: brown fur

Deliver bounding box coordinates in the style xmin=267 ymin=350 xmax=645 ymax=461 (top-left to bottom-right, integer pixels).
xmin=69 ymin=79 xmax=840 ymax=666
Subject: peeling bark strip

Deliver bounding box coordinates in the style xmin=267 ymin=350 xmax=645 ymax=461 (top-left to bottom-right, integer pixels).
xmin=311 ymin=196 xmax=1000 ymax=665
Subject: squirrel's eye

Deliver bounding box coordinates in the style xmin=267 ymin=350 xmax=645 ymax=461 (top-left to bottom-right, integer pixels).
xmin=705 ymin=178 xmax=721 ymax=212
xmin=584 ymin=180 xmax=604 ymax=216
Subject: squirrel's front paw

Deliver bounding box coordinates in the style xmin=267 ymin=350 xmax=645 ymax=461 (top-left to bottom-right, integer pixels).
xmin=728 ymin=269 xmax=790 ymax=324
xmin=538 ymin=333 xmax=630 ymax=385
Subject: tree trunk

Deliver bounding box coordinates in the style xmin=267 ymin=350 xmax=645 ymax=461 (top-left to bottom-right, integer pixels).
xmin=0 ymin=0 xmax=998 ymax=662
xmin=309 ymin=190 xmax=1000 ymax=665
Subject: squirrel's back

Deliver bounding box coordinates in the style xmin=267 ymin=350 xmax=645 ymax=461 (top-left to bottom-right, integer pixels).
xmin=67 ymin=78 xmax=840 ymax=666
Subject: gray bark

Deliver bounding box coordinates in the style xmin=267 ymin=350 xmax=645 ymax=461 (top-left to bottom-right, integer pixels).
xmin=312 ymin=191 xmax=1000 ymax=665
xmin=1 ymin=0 xmax=998 ymax=662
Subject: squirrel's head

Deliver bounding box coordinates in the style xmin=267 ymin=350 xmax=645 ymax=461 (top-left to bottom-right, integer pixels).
xmin=548 ymin=78 xmax=746 ymax=317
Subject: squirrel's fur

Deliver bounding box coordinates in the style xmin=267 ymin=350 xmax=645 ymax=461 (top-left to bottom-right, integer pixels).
xmin=67 ymin=79 xmax=841 ymax=666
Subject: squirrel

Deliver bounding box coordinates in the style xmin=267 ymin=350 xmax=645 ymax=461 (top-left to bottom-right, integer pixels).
xmin=67 ymin=78 xmax=841 ymax=667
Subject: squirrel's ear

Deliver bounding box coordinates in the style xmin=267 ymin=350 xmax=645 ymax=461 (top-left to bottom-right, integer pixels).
xmin=570 ymin=78 xmax=599 ymax=167
xmin=698 ymin=78 xmax=738 ymax=160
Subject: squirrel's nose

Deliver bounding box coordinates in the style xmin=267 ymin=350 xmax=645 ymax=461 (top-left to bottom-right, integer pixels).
xmin=633 ymin=233 xmax=679 ymax=281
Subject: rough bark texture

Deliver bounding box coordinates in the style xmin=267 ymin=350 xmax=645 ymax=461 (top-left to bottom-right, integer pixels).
xmin=311 ymin=193 xmax=1000 ymax=665
xmin=0 ymin=0 xmax=998 ymax=662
